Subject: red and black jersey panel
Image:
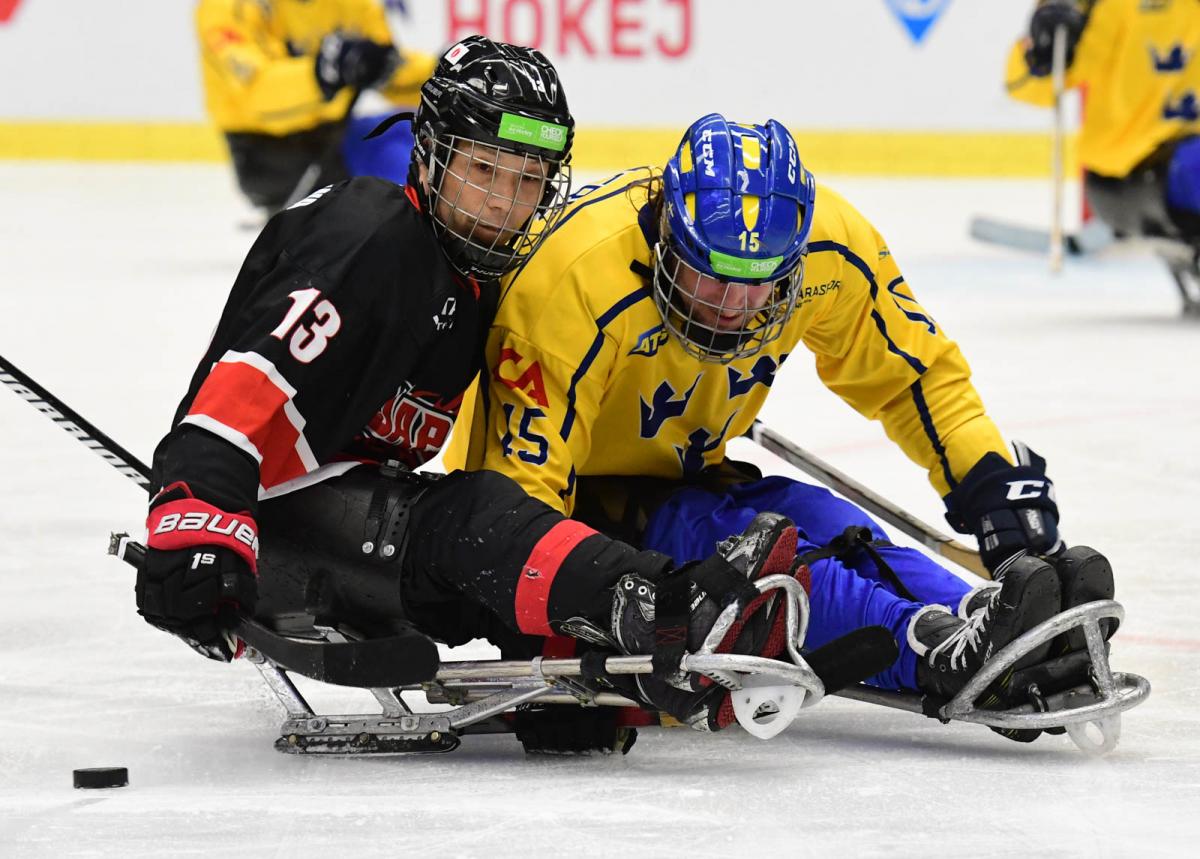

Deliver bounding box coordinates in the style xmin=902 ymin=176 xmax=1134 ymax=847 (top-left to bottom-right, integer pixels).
xmin=152 ymin=177 xmax=496 ymax=513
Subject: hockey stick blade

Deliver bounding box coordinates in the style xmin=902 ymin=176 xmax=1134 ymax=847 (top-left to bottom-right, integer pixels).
xmin=803 ymin=625 xmax=898 ymax=694
xmin=109 ymin=534 xmax=440 ymax=688
xmin=968 ymin=216 xmax=1115 ymax=257
xmin=234 ymin=617 xmax=440 ymax=688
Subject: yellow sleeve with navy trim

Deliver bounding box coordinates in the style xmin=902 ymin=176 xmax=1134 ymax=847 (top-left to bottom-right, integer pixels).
xmin=1005 ymin=0 xmax=1200 ymax=177
xmin=196 ymin=0 xmax=433 ymax=136
xmin=801 ymin=187 xmax=1009 ymax=496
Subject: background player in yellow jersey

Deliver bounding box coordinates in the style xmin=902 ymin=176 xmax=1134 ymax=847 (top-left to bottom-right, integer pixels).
xmin=451 ymin=114 xmax=1119 ymax=742
xmin=1007 ymin=0 xmax=1200 ymax=310
xmin=196 ymin=0 xmax=436 ymax=214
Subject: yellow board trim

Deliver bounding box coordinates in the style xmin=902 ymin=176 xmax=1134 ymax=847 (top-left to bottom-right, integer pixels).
xmin=0 ymin=121 xmax=1078 ymax=177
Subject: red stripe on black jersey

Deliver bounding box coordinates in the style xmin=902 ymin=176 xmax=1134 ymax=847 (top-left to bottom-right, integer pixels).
xmin=183 ymin=352 xmax=316 ymax=491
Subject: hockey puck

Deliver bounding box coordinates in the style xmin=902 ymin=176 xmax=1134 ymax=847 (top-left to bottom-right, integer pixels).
xmin=73 ymin=767 xmax=128 ymax=789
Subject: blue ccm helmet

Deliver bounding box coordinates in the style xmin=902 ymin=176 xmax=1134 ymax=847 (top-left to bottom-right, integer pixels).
xmin=654 ymin=113 xmax=815 ymax=362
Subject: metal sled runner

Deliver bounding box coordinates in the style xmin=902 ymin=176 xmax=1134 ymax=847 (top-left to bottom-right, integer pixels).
xmin=189 ymin=568 xmax=1149 ymax=756
xmin=841 ymin=600 xmax=1149 ymax=755
xmin=233 ymin=574 xmax=834 ymax=754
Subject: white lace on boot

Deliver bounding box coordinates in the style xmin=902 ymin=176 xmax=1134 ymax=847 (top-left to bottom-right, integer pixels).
xmin=907 ymin=605 xmax=990 ymax=673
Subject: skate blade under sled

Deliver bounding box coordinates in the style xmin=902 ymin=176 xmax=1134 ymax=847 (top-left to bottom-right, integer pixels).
xmin=839 ymin=600 xmax=1150 ymax=755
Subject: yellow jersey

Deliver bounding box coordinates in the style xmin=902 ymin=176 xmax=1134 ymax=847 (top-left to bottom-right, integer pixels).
xmin=445 ymin=170 xmax=1009 ymax=515
xmin=1006 ymin=0 xmax=1200 ymax=177
xmin=196 ymin=0 xmax=436 ymax=136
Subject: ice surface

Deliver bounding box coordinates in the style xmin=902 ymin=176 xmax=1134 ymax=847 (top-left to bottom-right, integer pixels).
xmin=1 ymin=163 xmax=1198 ymax=857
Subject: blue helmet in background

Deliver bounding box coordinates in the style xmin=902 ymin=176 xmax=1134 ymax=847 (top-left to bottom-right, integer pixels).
xmin=654 ymin=113 xmax=815 ymax=362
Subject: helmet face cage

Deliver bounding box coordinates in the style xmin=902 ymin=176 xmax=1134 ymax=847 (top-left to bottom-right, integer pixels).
xmin=652 ymin=113 xmax=815 ymax=363
xmin=413 ymin=36 xmax=575 ymax=280
xmin=652 ymin=236 xmax=805 ymax=363
xmin=424 ymin=132 xmax=572 ymax=280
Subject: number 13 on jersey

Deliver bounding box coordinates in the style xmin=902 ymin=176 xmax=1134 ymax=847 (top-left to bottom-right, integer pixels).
xmin=271 ymin=288 xmax=342 ymax=363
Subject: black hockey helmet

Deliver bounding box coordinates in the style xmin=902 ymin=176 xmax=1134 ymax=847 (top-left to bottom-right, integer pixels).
xmin=414 ymin=35 xmax=574 ymax=171
xmin=410 ymin=36 xmax=575 ymax=280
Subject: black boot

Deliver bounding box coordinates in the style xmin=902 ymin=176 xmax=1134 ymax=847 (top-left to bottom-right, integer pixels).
xmin=1047 ymin=545 xmax=1117 ymax=654
xmin=611 ymin=511 xmax=799 ymax=666
xmin=959 ymin=547 xmax=1117 ymax=656
xmin=609 ymin=511 xmax=804 ymax=731
xmin=911 ymin=557 xmax=1061 ymax=741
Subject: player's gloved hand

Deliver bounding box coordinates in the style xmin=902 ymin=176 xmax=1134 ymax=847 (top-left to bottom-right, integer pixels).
xmin=944 ymin=442 xmax=1064 ymax=577
xmin=315 ymin=33 xmax=398 ymax=100
xmin=1026 ymin=0 xmax=1088 ymax=77
xmin=135 ymin=483 xmax=259 ymax=662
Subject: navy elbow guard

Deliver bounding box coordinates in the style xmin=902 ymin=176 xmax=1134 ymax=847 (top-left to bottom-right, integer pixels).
xmin=944 ymin=442 xmax=1063 ymax=576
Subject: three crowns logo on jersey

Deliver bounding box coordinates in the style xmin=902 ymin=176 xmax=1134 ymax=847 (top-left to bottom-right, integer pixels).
xmin=884 ymin=0 xmax=951 ymax=46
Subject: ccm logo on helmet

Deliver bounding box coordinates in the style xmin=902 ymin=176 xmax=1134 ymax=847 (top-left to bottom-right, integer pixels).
xmin=154 ymin=512 xmax=259 ymax=554
xmin=697 ymin=129 xmax=717 ymax=178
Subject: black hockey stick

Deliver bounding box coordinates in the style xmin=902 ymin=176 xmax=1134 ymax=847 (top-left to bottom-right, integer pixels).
xmin=1 ymin=352 xmax=440 ymax=688
xmin=809 ymin=626 xmax=899 ymax=695
xmin=0 ymin=352 xmax=151 ymax=488
xmin=109 ymin=536 xmax=439 ymax=687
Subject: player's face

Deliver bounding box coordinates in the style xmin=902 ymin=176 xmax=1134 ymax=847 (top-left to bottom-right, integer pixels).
xmin=431 ymin=141 xmax=548 ymax=247
xmin=673 ymin=265 xmax=776 ymax=331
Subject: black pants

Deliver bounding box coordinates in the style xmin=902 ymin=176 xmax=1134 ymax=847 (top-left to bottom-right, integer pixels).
xmin=225 ymin=123 xmax=350 ymax=213
xmin=1085 ymin=136 xmax=1200 ymax=243
xmin=254 ymin=467 xmax=671 ymax=655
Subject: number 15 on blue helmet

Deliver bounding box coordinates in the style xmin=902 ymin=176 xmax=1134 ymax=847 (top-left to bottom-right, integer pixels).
xmin=654 ymin=114 xmax=815 ymax=363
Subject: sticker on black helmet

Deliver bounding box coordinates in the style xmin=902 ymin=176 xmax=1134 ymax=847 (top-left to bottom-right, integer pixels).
xmin=497 ymin=113 xmax=568 ymax=153
xmin=445 ymin=42 xmax=471 ymax=65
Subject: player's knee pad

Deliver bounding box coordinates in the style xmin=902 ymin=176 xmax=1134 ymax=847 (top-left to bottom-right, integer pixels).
xmin=1167 ymin=136 xmax=1200 ymax=216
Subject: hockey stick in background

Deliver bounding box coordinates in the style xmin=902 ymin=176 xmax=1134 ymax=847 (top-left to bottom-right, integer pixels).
xmin=967 ymin=216 xmax=1113 ymax=257
xmin=0 ymin=351 xmax=436 ymax=688
xmin=279 ymin=87 xmax=365 ymax=212
xmin=967 ymin=25 xmax=1119 ymax=260
xmin=280 ymin=6 xmax=409 ymax=211
xmin=0 ymin=352 xmax=151 ymax=488
xmin=746 ymin=421 xmax=990 ymax=580
xmin=1049 ymin=23 xmax=1069 ymax=274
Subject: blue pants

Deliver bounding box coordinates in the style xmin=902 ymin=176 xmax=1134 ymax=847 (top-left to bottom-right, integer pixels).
xmin=340 ymin=113 xmax=415 ymax=185
xmin=641 ymin=476 xmax=975 ymax=691
xmin=1168 ymin=135 xmax=1200 ymax=216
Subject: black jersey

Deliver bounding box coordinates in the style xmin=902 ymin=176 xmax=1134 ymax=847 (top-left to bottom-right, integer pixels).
xmin=152 ymin=177 xmax=497 ymax=514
